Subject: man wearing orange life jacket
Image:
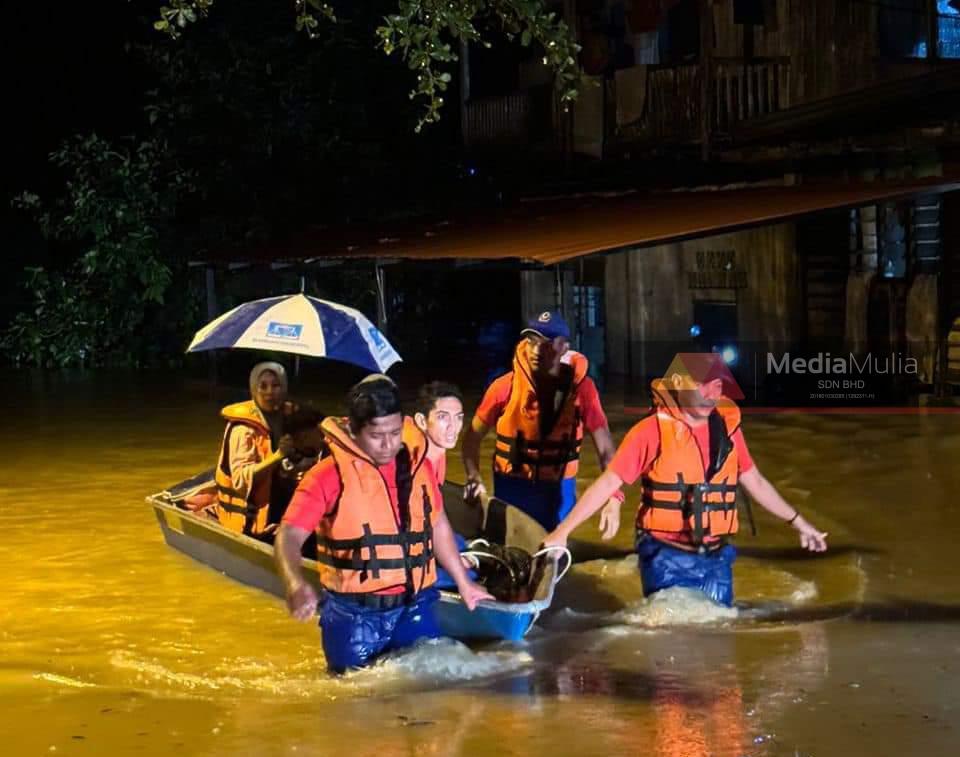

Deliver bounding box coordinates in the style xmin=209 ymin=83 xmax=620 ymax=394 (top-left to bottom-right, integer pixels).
xmin=404 ymin=381 xmax=466 ymax=487
xmin=214 ymin=362 xmax=298 ymax=538
xmin=544 ymin=353 xmax=828 ymax=606
xmin=462 ymin=311 xmax=623 ymax=534
xmin=275 ymin=375 xmax=492 ymax=674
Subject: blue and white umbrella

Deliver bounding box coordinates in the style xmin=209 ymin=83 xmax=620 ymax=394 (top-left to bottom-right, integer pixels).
xmin=187 ymin=293 xmax=401 ymax=373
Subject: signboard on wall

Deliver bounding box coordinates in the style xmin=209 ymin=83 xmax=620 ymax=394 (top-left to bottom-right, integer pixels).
xmin=687 ymin=249 xmax=748 ymax=289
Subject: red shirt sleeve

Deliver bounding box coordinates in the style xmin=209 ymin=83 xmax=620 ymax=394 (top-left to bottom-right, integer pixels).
xmin=474 ymin=374 xmax=512 ymax=427
xmin=283 ymin=457 xmax=343 ymax=531
xmin=733 ymin=428 xmax=754 ymax=473
xmin=608 ymin=416 xmax=661 ymax=485
xmin=577 ymin=377 xmax=609 ymax=433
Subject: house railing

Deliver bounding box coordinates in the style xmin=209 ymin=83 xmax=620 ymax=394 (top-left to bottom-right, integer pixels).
xmin=462 ymin=92 xmax=532 ymax=147
xmin=622 ymin=57 xmax=792 ymax=143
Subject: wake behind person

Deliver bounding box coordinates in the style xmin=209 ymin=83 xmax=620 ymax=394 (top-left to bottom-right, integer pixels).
xmin=275 ymin=374 xmax=492 ymax=674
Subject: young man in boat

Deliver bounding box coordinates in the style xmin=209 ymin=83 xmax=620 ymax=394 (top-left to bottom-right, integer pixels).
xmin=275 ymin=374 xmax=492 ymax=674
xmin=462 ymin=310 xmax=623 ymax=535
xmin=404 ymin=381 xmax=466 ymax=487
xmin=542 ymin=353 xmax=829 ymax=606
xmin=215 ymin=362 xmax=299 ymax=539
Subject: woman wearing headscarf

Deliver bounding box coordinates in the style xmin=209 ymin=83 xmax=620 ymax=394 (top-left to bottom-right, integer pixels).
xmin=214 ymin=362 xmax=297 ymax=538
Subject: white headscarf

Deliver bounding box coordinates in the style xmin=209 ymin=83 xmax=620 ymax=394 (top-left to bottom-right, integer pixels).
xmin=249 ymin=362 xmax=288 ymax=405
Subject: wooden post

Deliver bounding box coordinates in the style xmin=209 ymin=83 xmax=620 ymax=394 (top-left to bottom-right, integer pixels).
xmin=459 ymin=39 xmax=471 ymax=146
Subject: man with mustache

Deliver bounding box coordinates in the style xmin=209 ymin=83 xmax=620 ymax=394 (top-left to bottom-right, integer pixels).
xmin=543 ymin=353 xmax=828 ymax=606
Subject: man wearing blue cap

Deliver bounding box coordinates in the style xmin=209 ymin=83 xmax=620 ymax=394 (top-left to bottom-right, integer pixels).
xmin=462 ymin=310 xmax=623 ymax=534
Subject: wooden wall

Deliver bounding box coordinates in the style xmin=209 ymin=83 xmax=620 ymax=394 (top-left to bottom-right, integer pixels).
xmin=604 ymin=222 xmax=801 ymax=379
xmin=710 ymin=0 xmax=931 ymax=106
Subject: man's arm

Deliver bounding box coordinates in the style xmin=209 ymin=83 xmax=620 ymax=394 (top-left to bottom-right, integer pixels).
xmin=461 ymin=416 xmax=491 ymax=501
xmin=275 ymin=524 xmax=319 ymax=620
xmin=432 ymin=512 xmax=494 ymax=610
xmin=543 ymin=469 xmax=625 ymax=547
xmin=590 ymin=426 xmax=617 ymax=469
xmin=588 ymin=426 xmax=625 ymax=539
xmin=739 ymin=467 xmax=828 ymax=552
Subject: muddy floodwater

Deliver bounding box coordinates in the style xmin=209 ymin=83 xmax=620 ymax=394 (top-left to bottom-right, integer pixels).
xmin=3 ymin=371 xmax=960 ymax=756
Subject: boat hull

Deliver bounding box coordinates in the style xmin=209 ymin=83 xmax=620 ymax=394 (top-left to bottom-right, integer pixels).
xmin=149 ymin=474 xmax=555 ymax=642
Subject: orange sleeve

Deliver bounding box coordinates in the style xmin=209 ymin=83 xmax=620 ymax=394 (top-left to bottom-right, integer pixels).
xmin=607 ymin=416 xmax=661 ymax=486
xmin=421 ymin=459 xmax=445 ymax=513
xmin=474 ymin=373 xmax=513 ymax=427
xmin=733 ymin=428 xmax=754 ymax=473
xmin=577 ymin=377 xmax=609 ymax=433
xmin=282 ymin=457 xmax=342 ymax=532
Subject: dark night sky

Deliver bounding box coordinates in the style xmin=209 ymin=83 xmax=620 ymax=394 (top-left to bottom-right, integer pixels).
xmin=3 ymin=4 xmax=149 ymax=201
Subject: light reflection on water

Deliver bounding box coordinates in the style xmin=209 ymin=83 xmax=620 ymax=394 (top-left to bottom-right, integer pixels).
xmin=2 ymin=371 xmax=960 ymax=755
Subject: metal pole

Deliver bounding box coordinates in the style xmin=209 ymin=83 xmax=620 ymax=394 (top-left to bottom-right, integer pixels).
xmin=205 ymin=265 xmax=218 ymax=387
xmin=295 ymin=273 xmax=306 ymax=378
xmin=375 ymin=261 xmax=388 ymax=330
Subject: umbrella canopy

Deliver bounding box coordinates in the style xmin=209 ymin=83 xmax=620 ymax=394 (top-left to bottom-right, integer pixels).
xmin=187 ymin=293 xmax=401 ymax=373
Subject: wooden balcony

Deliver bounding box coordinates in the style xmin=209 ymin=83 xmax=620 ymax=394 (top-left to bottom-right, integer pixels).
xmin=618 ymin=57 xmax=792 ymax=144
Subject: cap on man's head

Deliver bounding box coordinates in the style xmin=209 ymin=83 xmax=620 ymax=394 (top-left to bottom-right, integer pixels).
xmin=521 ymin=310 xmax=570 ymax=341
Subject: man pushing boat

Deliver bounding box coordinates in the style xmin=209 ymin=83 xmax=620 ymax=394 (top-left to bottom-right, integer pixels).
xmin=275 ymin=374 xmax=492 ymax=673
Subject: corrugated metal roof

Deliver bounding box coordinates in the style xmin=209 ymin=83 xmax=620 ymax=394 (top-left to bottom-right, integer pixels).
xmin=200 ymin=176 xmax=960 ymax=266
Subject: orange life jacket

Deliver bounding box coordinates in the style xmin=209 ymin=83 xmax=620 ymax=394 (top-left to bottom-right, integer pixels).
xmin=494 ymin=341 xmax=589 ymax=483
xmin=215 ymin=400 xmax=275 ymax=536
xmin=402 ymin=415 xmax=446 ymax=485
xmin=316 ymin=416 xmax=439 ymax=595
xmin=636 ymin=388 xmax=741 ymax=549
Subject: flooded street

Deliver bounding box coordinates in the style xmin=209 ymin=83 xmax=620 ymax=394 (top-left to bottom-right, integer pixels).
xmin=3 ymin=371 xmax=960 ymax=756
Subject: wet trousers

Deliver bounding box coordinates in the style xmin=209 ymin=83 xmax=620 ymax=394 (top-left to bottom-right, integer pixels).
xmin=319 ymin=587 xmax=441 ymax=674
xmin=636 ymin=533 xmax=737 ymax=607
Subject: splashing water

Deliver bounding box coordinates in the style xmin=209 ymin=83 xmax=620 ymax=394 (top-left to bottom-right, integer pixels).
xmin=613 ymin=587 xmax=739 ymax=626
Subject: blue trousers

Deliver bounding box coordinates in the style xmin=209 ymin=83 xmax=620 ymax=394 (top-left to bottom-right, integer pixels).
xmin=493 ymin=473 xmax=577 ymax=531
xmin=318 ymin=587 xmax=441 ymax=674
xmin=636 ymin=534 xmax=737 ymax=607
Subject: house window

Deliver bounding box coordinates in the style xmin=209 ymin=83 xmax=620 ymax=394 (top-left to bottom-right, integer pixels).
xmin=879 ymin=202 xmax=909 ymax=279
xmin=572 ymin=285 xmax=605 ymax=330
xmin=938 ymin=0 xmax=960 ymax=57
xmin=879 ymin=0 xmax=960 ymax=59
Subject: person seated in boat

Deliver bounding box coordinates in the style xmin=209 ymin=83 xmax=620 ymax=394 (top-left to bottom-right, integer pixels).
xmin=275 ymin=374 xmax=493 ymax=674
xmin=542 ymin=353 xmax=829 ymax=607
xmin=403 ymin=381 xmax=465 ymax=487
xmin=461 ymin=310 xmax=623 ymax=534
xmin=215 ymin=362 xmax=303 ymax=540
xmin=403 ymin=381 xmax=478 ymax=587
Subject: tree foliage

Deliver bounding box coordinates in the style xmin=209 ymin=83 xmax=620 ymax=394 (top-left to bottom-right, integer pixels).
xmin=154 ymin=0 xmax=580 ymax=130
xmin=3 ymin=135 xmax=195 ymax=368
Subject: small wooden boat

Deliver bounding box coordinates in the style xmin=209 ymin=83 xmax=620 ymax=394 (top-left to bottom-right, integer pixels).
xmin=147 ymin=471 xmax=564 ymax=642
